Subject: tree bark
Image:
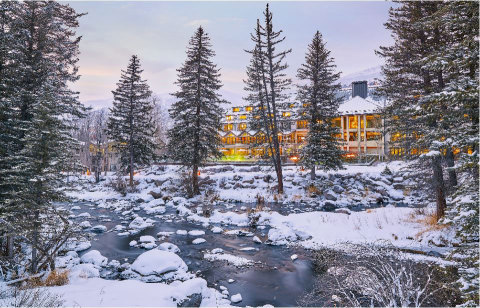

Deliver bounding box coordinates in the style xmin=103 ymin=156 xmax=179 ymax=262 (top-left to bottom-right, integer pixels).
xmin=310 ymin=166 xmax=316 ymax=181
xmin=432 ymin=156 xmax=447 ymax=220
xmin=192 ymin=164 xmax=199 ymax=196
xmin=7 ymin=236 xmax=13 ymax=258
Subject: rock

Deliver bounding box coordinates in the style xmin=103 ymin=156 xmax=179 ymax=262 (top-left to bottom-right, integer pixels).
xmin=179 ymin=293 xmax=203 ymax=307
xmin=129 ymin=217 xmax=152 ymax=231
xmin=79 ymin=221 xmax=91 ymax=229
xmin=242 ymin=179 xmax=254 ymax=184
xmin=131 ymin=250 xmax=188 ymax=276
xmin=188 ymin=230 xmax=205 ymax=236
xmin=149 ymin=191 xmax=163 ymax=199
xmin=323 ymin=202 xmax=336 ymax=212
xmin=158 ymin=242 xmax=180 ymax=253
xmin=290 ymin=254 xmax=298 ymax=261
xmin=90 ymin=225 xmax=107 ymax=233
xmin=324 ymin=191 xmax=338 ymax=201
xmin=228 ymin=279 xmax=235 ymax=283
xmin=176 ymin=230 xmax=188 ymax=235
xmin=69 ymin=263 xmax=100 ymax=280
xmin=211 ymin=226 xmax=223 ymax=234
xmin=192 ymin=238 xmax=206 ymax=245
xmin=231 ymin=293 xmax=242 ymax=303
xmin=80 ymin=250 xmax=108 ymax=267
xmin=129 ymin=240 xmax=138 ymax=247
xmin=139 ymin=235 xmax=156 ymax=243
xmin=332 ymin=185 xmax=345 ymax=194
xmin=334 ymin=208 xmax=351 ymax=215
xmin=252 ymin=236 xmax=262 ymax=244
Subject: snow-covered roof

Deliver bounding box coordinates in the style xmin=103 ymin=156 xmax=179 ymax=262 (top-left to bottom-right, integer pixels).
xmin=338 ymin=96 xmax=381 ymax=115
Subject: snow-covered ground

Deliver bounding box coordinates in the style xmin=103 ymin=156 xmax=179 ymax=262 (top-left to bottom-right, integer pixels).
xmin=4 ymin=162 xmax=457 ymax=307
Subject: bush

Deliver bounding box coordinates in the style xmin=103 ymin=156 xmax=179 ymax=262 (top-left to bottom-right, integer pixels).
xmin=108 ymin=173 xmax=127 ymax=196
xmin=179 ymin=171 xmax=194 ymax=198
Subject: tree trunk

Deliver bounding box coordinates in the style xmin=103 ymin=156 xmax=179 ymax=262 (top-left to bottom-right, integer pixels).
xmin=129 ymin=147 xmax=134 ymax=187
xmin=432 ymin=156 xmax=447 ymax=220
xmin=192 ymin=164 xmax=199 ymax=195
xmin=445 ymin=148 xmax=457 ymax=189
xmin=7 ymin=236 xmax=13 ymax=258
xmin=310 ymin=166 xmax=316 ymax=181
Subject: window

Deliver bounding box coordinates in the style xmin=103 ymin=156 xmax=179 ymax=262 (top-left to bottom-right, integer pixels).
xmin=297 ymin=135 xmax=305 ymax=143
xmin=297 ymin=120 xmax=308 ymax=129
xmin=366 ymin=132 xmax=381 ymax=141
xmin=232 ymin=107 xmax=240 ymax=112
xmin=366 ymin=115 xmax=381 ymax=128
xmin=282 ymin=111 xmax=291 ymax=118
xmin=224 ymin=124 xmax=233 ymax=131
xmin=349 ymin=132 xmax=358 ymax=141
xmin=226 ymin=135 xmax=235 ymax=145
xmin=245 ymin=106 xmax=253 ymax=112
xmin=241 ymin=134 xmax=249 ymax=144
xmin=239 ymin=123 xmax=247 ymax=130
xmin=348 ymin=116 xmax=358 ymax=129
xmin=226 ymin=115 xmax=233 ymax=121
xmin=239 ymin=115 xmax=247 ymax=120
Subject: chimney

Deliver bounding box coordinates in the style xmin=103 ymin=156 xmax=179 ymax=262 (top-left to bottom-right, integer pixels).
xmin=352 ymin=81 xmax=368 ymax=99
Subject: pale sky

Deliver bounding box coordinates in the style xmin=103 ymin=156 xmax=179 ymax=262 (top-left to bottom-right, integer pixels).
xmin=67 ymin=1 xmax=395 ymax=108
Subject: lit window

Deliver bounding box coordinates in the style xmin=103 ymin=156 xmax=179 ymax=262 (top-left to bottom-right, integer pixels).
xmin=232 ymin=107 xmax=240 ymax=112
xmin=224 ymin=124 xmax=233 ymax=131
xmin=348 ymin=116 xmax=358 ymax=129
xmin=239 ymin=115 xmax=247 ymax=120
xmin=239 ymin=123 xmax=247 ymax=130
xmin=226 ymin=115 xmax=233 ymax=121
xmin=283 ymin=112 xmax=291 ymax=118
xmin=246 ymin=106 xmax=253 ymax=112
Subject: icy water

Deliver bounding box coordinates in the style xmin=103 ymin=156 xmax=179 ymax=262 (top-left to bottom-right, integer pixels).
xmin=70 ymin=201 xmax=317 ymax=307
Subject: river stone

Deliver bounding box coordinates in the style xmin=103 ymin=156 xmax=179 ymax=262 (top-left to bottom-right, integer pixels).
xmin=332 ymin=185 xmax=345 ymax=194
xmin=323 ymin=202 xmax=336 ymax=212
xmin=324 ymin=191 xmax=338 ymax=201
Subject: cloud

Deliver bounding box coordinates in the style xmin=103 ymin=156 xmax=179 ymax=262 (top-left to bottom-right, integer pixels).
xmin=185 ymin=19 xmax=210 ymax=27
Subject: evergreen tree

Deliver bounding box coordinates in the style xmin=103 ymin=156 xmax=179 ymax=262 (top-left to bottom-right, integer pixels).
xmin=0 ymin=1 xmax=86 ymax=272
xmin=245 ymin=4 xmax=291 ymax=194
xmin=297 ymin=31 xmax=344 ymax=180
xmin=168 ymin=26 xmax=225 ymax=196
xmin=377 ymin=1 xmax=450 ymax=220
xmin=107 ymin=55 xmax=156 ymax=187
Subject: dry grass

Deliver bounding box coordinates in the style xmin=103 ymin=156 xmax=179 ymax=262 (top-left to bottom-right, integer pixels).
xmin=409 ymin=210 xmax=450 ymax=239
xmin=45 ymin=270 xmax=69 ymax=287
xmin=306 ymin=184 xmax=321 ymax=197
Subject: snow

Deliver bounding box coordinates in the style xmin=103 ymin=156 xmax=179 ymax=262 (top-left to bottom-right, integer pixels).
xmin=231 ymin=293 xmax=242 ymax=303
xmin=90 ymin=225 xmax=107 ymax=232
xmin=79 ymin=221 xmax=91 ymax=229
xmin=204 ymin=251 xmax=253 ymax=267
xmin=338 ymin=95 xmax=380 ymax=115
xmin=158 ymin=242 xmax=180 ymax=253
xmin=188 ymin=230 xmax=205 ymax=236
xmin=80 ymin=250 xmax=108 ymax=267
xmin=176 ymin=230 xmax=188 ymax=235
xmin=211 ymin=226 xmax=223 ymax=233
xmin=290 ymin=254 xmax=298 ymax=261
xmin=131 ymin=249 xmax=188 ymax=276
xmin=128 ymin=216 xmax=153 ymax=232
xmin=45 ymin=277 xmax=230 ymax=307
xmin=192 ymin=238 xmax=206 ymax=244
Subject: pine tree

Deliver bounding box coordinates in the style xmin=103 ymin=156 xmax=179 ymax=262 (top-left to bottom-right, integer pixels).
xmin=245 ymin=4 xmax=291 ymax=194
xmin=1 ymin=1 xmax=86 ymax=272
xmin=107 ymin=55 xmax=156 ymax=187
xmin=377 ymin=1 xmax=451 ymax=220
xmin=297 ymin=31 xmax=344 ymax=180
xmin=168 ymin=26 xmax=225 ymax=196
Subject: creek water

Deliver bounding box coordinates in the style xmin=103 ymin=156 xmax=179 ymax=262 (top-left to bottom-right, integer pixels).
xmin=70 ymin=201 xmax=318 ymax=307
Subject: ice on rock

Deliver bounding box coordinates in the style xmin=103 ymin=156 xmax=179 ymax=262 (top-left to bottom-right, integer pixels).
xmin=252 ymin=236 xmax=262 ymax=243
xmin=176 ymin=230 xmax=188 ymax=235
xmin=158 ymin=242 xmax=180 ymax=253
xmin=90 ymin=225 xmax=107 ymax=233
xmin=192 ymin=238 xmax=206 ymax=245
xmin=80 ymin=250 xmax=108 ymax=267
xmin=290 ymin=254 xmax=298 ymax=261
xmin=79 ymin=221 xmax=91 ymax=229
xmin=188 ymin=230 xmax=205 ymax=236
xmin=231 ymin=293 xmax=242 ymax=303
xmin=131 ymin=250 xmax=188 ymax=276
xmin=129 ymin=217 xmax=153 ymax=232
xmin=211 ymin=226 xmax=223 ymax=234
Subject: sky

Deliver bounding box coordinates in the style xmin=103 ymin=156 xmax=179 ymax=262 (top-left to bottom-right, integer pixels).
xmin=67 ymin=1 xmax=395 ymax=108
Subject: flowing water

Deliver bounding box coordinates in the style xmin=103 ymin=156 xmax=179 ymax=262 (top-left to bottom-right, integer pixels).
xmin=70 ymin=201 xmax=317 ymax=307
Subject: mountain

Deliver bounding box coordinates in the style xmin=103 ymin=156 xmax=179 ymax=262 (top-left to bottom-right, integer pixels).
xmin=339 ymin=66 xmax=383 ymax=86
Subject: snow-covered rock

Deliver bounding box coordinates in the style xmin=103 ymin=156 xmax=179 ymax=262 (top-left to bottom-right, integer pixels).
xmin=290 ymin=254 xmax=298 ymax=261
xmin=188 ymin=230 xmax=205 ymax=236
xmin=192 ymin=238 xmax=206 ymax=245
xmin=158 ymin=242 xmax=180 ymax=253
xmin=176 ymin=230 xmax=188 ymax=235
xmin=69 ymin=263 xmax=100 ymax=281
xmin=252 ymin=236 xmax=262 ymax=244
xmin=139 ymin=235 xmax=156 ymax=243
xmin=129 ymin=217 xmax=153 ymax=232
xmin=231 ymin=293 xmax=242 ymax=303
xmin=90 ymin=225 xmax=107 ymax=233
xmin=79 ymin=221 xmax=91 ymax=229
xmin=204 ymin=252 xmax=253 ymax=267
xmin=80 ymin=250 xmax=108 ymax=267
xmin=211 ymin=226 xmax=223 ymax=234
xmin=131 ymin=250 xmax=188 ymax=277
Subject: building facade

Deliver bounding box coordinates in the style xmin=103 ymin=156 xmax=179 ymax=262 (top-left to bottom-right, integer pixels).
xmin=219 ymin=81 xmax=388 ymax=161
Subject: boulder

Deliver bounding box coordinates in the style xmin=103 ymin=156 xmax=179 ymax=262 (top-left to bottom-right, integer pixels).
xmin=131 ymin=249 xmax=188 ymax=276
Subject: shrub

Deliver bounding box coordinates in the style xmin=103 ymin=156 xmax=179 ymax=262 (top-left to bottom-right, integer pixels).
xmin=108 ymin=173 xmax=127 ymax=196
xmin=45 ymin=270 xmax=69 ymax=287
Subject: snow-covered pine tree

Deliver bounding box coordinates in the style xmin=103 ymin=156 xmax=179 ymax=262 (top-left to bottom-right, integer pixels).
xmin=107 ymin=55 xmax=157 ymax=187
xmin=431 ymin=2 xmax=479 ymax=304
xmin=168 ymin=26 xmax=225 ymax=196
xmin=245 ymin=4 xmax=292 ymax=194
xmin=92 ymin=109 xmax=108 ymax=183
xmin=297 ymin=31 xmax=344 ymax=180
xmin=377 ymin=1 xmax=451 ymax=220
xmin=4 ymin=1 xmax=86 ymax=272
